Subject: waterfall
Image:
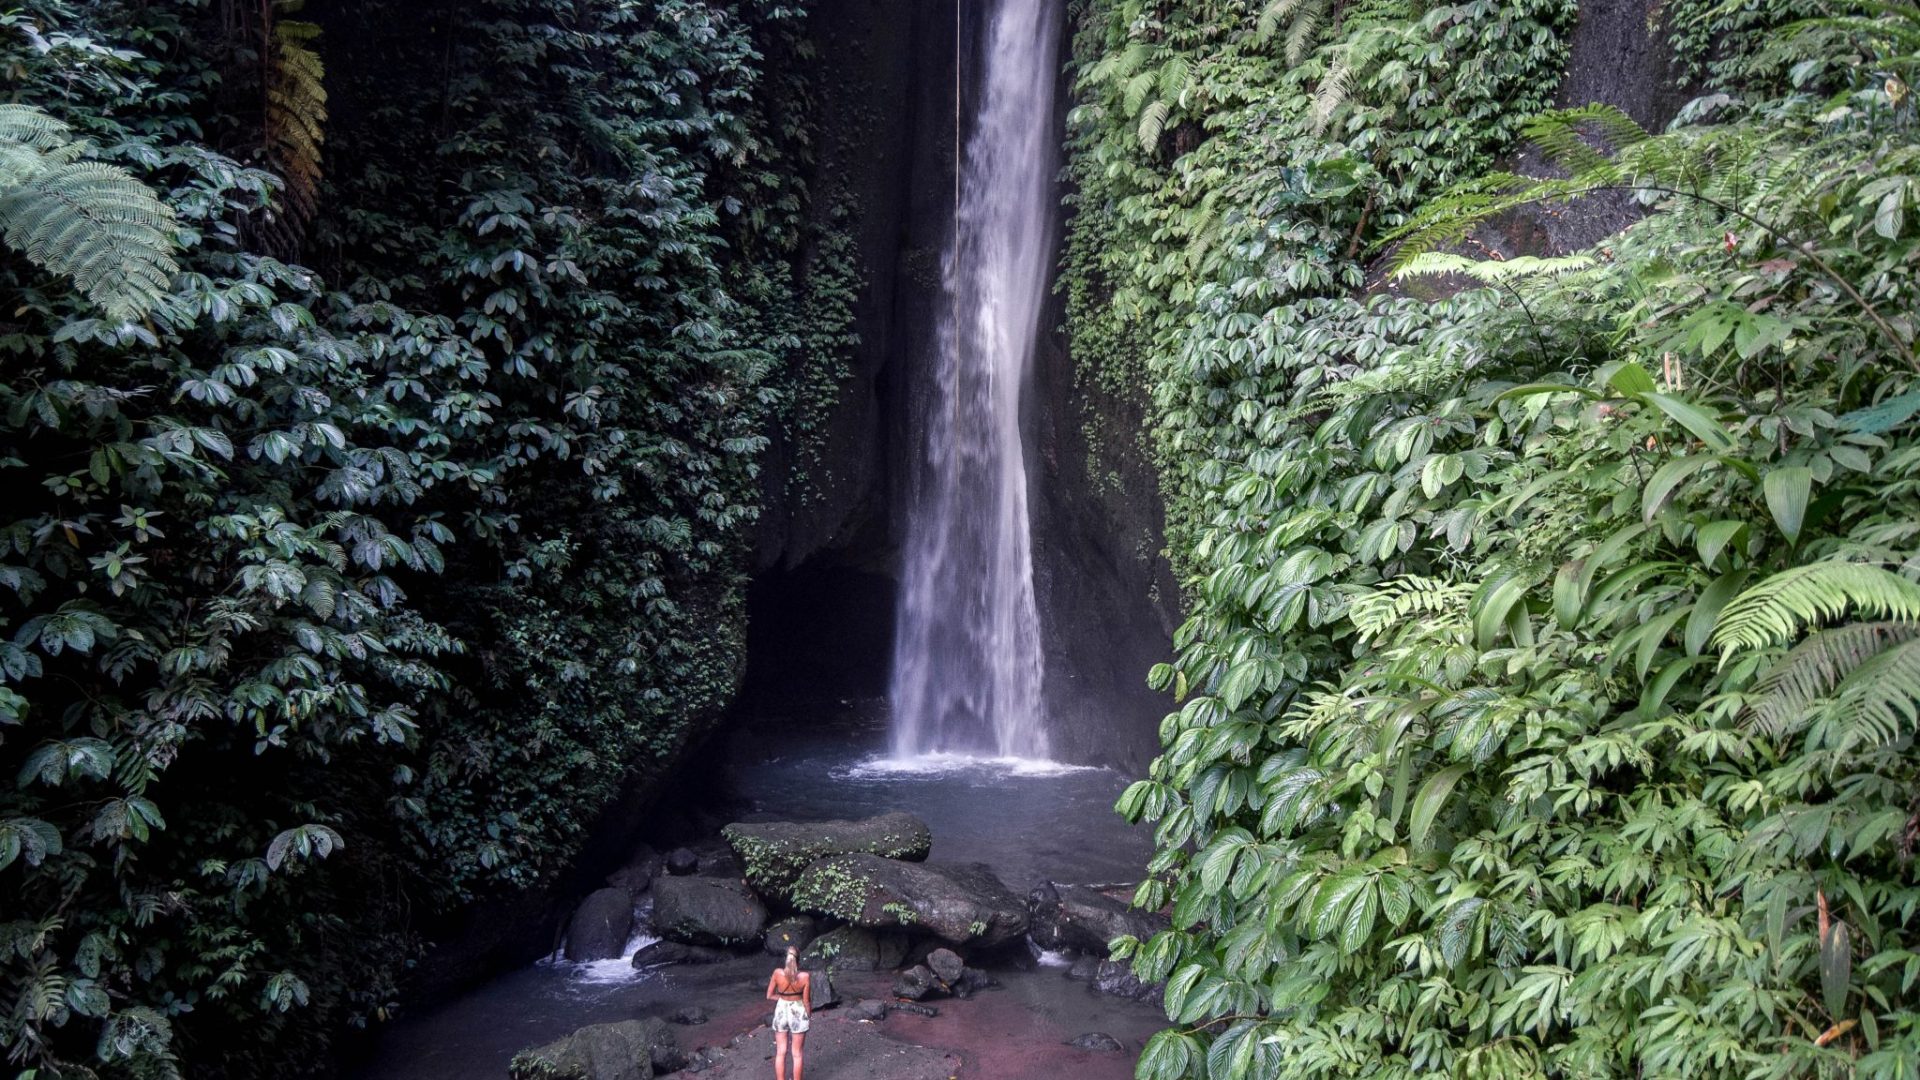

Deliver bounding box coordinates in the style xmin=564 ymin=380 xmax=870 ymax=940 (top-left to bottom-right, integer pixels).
xmin=888 ymin=0 xmax=1060 ymax=762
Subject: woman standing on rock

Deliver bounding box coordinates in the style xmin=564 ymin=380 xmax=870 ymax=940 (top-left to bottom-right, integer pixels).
xmin=766 ymin=945 xmax=810 ymax=1080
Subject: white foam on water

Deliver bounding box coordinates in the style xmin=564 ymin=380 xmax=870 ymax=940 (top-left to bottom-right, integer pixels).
xmin=1031 ymin=944 xmax=1076 ymax=968
xmin=834 ymin=751 xmax=1102 ymax=781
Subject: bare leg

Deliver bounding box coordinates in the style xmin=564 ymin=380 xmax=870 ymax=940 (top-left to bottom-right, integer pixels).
xmin=774 ymin=1030 xmax=789 ymax=1080
xmin=792 ymin=1032 xmax=805 ymax=1080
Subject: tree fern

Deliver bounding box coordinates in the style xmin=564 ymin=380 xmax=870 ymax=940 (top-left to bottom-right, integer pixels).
xmin=0 ymin=103 xmax=177 ymax=321
xmin=1713 ymin=563 xmax=1920 ymax=655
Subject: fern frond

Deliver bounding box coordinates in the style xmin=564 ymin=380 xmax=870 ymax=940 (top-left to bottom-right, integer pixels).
xmin=1524 ymin=104 xmax=1650 ymax=176
xmin=1746 ymin=620 xmax=1920 ymax=736
xmin=1286 ymin=3 xmax=1328 ymax=66
xmin=1310 ymin=58 xmax=1353 ymax=135
xmin=0 ymin=103 xmax=74 ymax=155
xmin=263 ymin=11 xmax=328 ymax=236
xmin=1817 ymin=635 xmax=1920 ymax=752
xmin=1138 ymin=99 xmax=1172 ymax=153
xmin=0 ymin=153 xmax=178 ymax=322
xmin=1713 ymin=563 xmax=1920 ymax=656
xmin=1393 ymin=252 xmax=1596 ymax=283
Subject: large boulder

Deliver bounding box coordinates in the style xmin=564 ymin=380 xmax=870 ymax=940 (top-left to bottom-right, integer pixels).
xmin=509 ymin=1018 xmax=677 ymax=1080
xmin=631 ymin=941 xmax=730 ymax=969
xmin=762 ymin=915 xmax=817 ymax=956
xmin=606 ymin=846 xmax=662 ymax=893
xmin=1027 ymin=882 xmax=1169 ymax=956
xmin=722 ymin=813 xmax=932 ymax=899
xmin=650 ymin=877 xmax=767 ymax=946
xmin=799 ymin=925 xmax=907 ymax=972
xmin=1092 ymin=959 xmax=1162 ymax=1003
xmin=564 ymin=887 xmax=636 ymax=962
xmin=790 ymin=856 xmax=1027 ymax=947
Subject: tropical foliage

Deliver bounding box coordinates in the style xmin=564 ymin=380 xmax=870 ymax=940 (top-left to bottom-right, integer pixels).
xmin=1068 ymin=0 xmax=1920 ymax=1077
xmin=0 ymin=1 xmax=853 ymax=1077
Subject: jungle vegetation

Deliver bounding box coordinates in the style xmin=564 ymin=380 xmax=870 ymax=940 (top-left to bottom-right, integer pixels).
xmin=0 ymin=1 xmax=853 ymax=1076
xmin=1069 ymin=0 xmax=1920 ymax=1077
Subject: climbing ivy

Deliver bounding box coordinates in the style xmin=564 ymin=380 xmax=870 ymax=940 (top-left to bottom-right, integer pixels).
xmin=1067 ymin=1 xmax=1920 ymax=1077
xmin=0 ymin=1 xmax=853 ymax=1076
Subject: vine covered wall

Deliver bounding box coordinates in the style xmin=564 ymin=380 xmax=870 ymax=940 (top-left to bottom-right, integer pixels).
xmin=0 ymin=1 xmax=856 ymax=1076
xmin=1064 ymin=0 xmax=1920 ymax=1077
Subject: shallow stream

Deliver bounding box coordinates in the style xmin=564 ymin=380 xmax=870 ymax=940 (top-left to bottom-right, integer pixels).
xmin=352 ymin=713 xmax=1159 ymax=1078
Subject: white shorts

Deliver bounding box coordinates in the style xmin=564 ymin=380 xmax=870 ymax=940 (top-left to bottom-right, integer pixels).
xmin=772 ymin=999 xmax=809 ymax=1033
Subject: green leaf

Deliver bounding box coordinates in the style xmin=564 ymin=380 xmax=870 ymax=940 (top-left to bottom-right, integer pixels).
xmin=1473 ymin=574 xmax=1531 ymax=650
xmin=1642 ymin=455 xmax=1720 ymax=522
xmin=1685 ymin=570 xmax=1751 ymax=657
xmin=1408 ymin=765 xmax=1469 ymax=850
xmin=1822 ymin=920 xmax=1852 ymax=1019
xmin=1644 ymin=393 xmax=1735 ymax=451
xmin=1695 ymin=519 xmax=1747 ymax=569
xmin=1605 ymin=360 xmax=1658 ymax=397
xmin=1763 ymin=466 xmax=1814 ymax=544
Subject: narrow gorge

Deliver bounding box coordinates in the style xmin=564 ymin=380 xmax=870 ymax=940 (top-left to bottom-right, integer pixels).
xmin=2 ymin=1 xmax=1917 ymax=1079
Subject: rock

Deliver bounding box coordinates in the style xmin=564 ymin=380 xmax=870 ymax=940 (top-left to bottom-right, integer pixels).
xmin=1026 ymin=882 xmax=1169 ymax=956
xmin=800 ymin=926 xmax=908 ymax=972
xmin=803 ymin=963 xmax=838 ymax=1010
xmin=1065 ymin=955 xmax=1101 ymax=982
xmin=509 ymin=1018 xmax=676 ymax=1080
xmin=631 ymin=941 xmax=730 ymax=969
xmin=762 ymin=915 xmax=817 ymax=956
xmin=722 ymin=813 xmax=933 ymax=900
xmin=952 ymin=967 xmax=997 ymax=998
xmin=664 ymin=847 xmax=699 ymax=876
xmin=891 ymin=964 xmax=937 ymax=1001
xmin=1092 ymin=959 xmax=1162 ymax=1003
xmin=925 ymin=947 xmax=964 ymax=984
xmin=890 ymin=1001 xmax=938 ymax=1018
xmin=607 ymin=846 xmax=662 ymax=893
xmin=1069 ymin=1032 xmax=1126 ymax=1052
xmin=651 ymin=876 xmax=766 ymax=946
xmin=565 ymin=887 xmax=636 ymax=962
xmin=790 ymin=856 xmax=1028 ymax=947
xmin=846 ymin=998 xmax=889 ymax=1022
xmin=668 ymin=1006 xmax=708 ymax=1026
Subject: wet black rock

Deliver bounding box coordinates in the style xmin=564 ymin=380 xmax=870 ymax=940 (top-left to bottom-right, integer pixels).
xmin=1069 ymin=1032 xmax=1126 ymax=1052
xmin=804 ymin=963 xmax=838 ymax=1010
xmin=925 ymin=947 xmax=964 ymax=984
xmin=800 ymin=925 xmax=908 ymax=972
xmin=668 ymin=1006 xmax=709 ymax=1026
xmin=1091 ymin=959 xmax=1161 ymax=1003
xmin=631 ymin=941 xmax=730 ymax=969
xmin=651 ymin=876 xmax=767 ymax=946
xmin=789 ymin=855 xmax=1028 ymax=947
xmin=951 ymin=967 xmax=997 ymax=999
xmin=664 ymin=847 xmax=700 ymax=876
xmin=890 ymin=1001 xmax=939 ymax=1018
xmin=722 ymin=813 xmax=932 ymax=899
xmin=846 ymin=999 xmax=889 ymax=1022
xmin=1064 ymin=955 xmax=1100 ymax=982
xmin=891 ymin=964 xmax=937 ymax=1001
xmin=763 ymin=915 xmax=817 ymax=956
xmin=606 ymin=846 xmax=662 ymax=893
xmin=1026 ymin=882 xmax=1168 ymax=957
xmin=509 ymin=1017 xmax=677 ymax=1080
xmin=564 ymin=887 xmax=636 ymax=962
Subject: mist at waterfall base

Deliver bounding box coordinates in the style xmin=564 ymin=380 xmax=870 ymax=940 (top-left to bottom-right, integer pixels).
xmin=887 ymin=0 xmax=1061 ymax=766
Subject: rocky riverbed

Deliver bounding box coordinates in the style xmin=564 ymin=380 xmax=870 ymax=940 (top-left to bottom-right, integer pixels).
xmin=355 ymin=799 xmax=1169 ymax=1080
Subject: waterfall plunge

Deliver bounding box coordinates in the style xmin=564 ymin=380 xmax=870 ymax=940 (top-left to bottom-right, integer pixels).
xmin=888 ymin=0 xmax=1060 ymax=762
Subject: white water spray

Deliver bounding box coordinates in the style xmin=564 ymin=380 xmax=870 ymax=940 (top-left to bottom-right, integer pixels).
xmin=888 ymin=0 xmax=1060 ymax=761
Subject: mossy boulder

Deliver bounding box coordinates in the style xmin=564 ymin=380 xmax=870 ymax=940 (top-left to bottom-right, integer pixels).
xmin=721 ymin=813 xmax=932 ymax=900
xmin=650 ymin=876 xmax=767 ymax=946
xmin=799 ymin=925 xmax=908 ymax=971
xmin=508 ymin=1018 xmax=677 ymax=1080
xmin=789 ymin=855 xmax=1027 ymax=947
